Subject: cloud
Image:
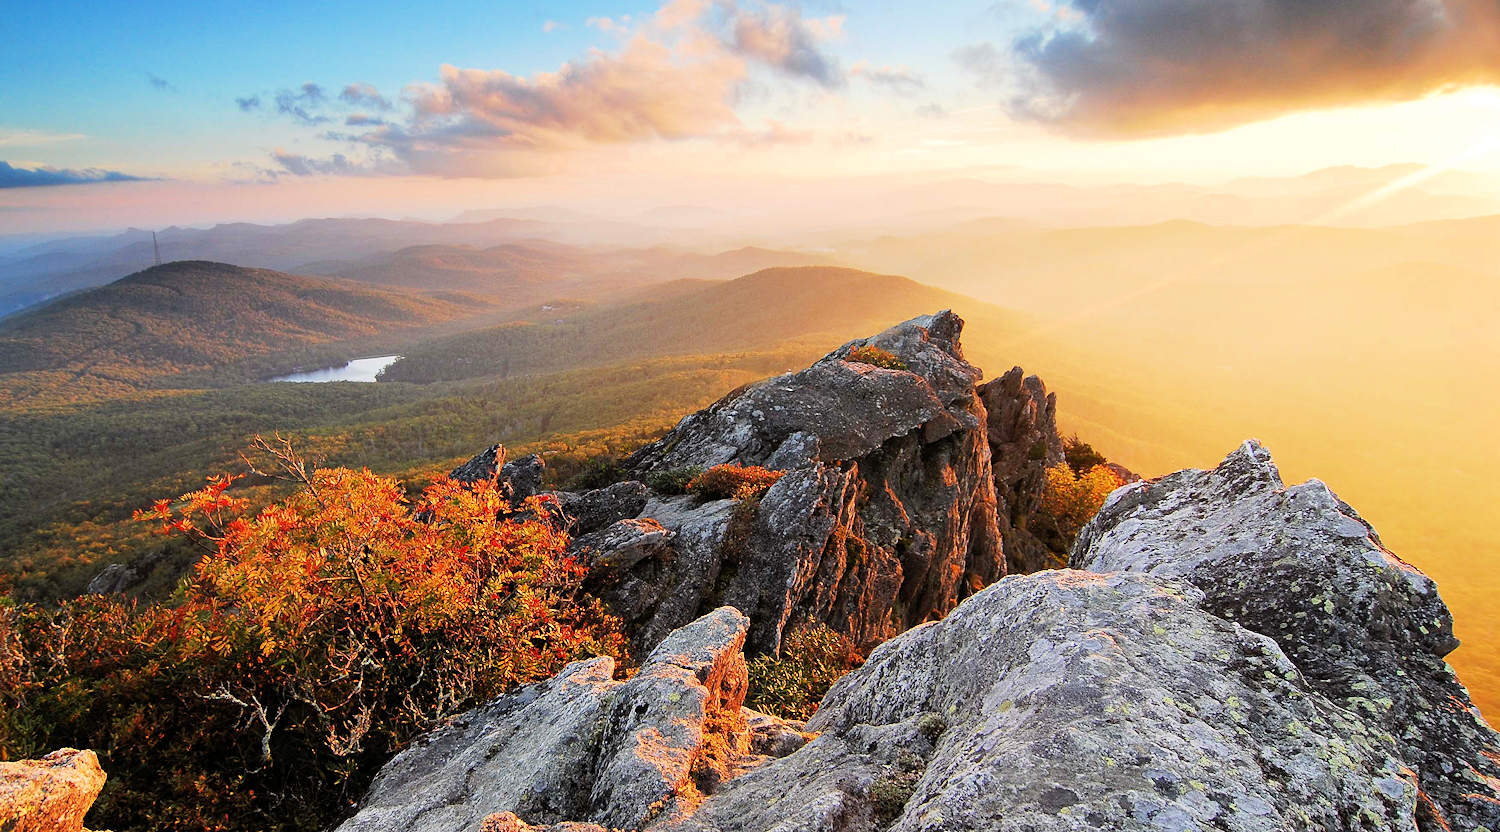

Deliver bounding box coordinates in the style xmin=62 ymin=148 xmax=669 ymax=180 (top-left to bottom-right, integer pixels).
xmin=270 ymin=149 xmax=367 ymax=177
xmin=0 ymin=129 xmax=85 ymax=147
xmin=587 ymin=15 xmax=630 ymax=33
xmin=235 ymin=95 xmax=262 ymax=112
xmin=0 ymin=160 xmax=155 ymax=188
xmin=723 ymin=3 xmax=844 ymax=87
xmin=147 ymin=73 xmax=177 ymax=93
xmin=543 ymin=20 xmax=567 ymax=33
xmin=996 ymin=0 xmax=1500 ymax=136
xmin=256 ymin=0 xmax=853 ymax=179
xmin=851 ymin=61 xmax=925 ymax=94
xmin=275 ymin=83 xmax=330 ymax=125
xmin=363 ymin=34 xmax=746 ymax=175
xmin=339 ymin=82 xmax=391 ymax=110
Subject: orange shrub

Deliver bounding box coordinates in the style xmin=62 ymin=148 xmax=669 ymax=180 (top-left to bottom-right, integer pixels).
xmin=687 ymin=464 xmax=785 ymax=501
xmin=1 ymin=436 xmax=623 ymax=832
xmin=845 ymin=345 xmax=907 ymax=371
xmin=1040 ymin=463 xmax=1126 ymax=541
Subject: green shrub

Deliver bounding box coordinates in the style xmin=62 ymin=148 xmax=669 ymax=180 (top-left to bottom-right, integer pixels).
xmin=645 ymin=466 xmax=704 ymax=496
xmin=745 ymin=623 xmax=861 ymax=721
xmin=870 ymin=751 xmax=926 ymax=828
xmin=686 ymin=464 xmax=784 ymax=501
xmin=1062 ymin=434 xmax=1107 ymax=474
xmin=845 ymin=345 xmax=907 ymax=371
xmin=561 ymin=452 xmax=626 ymax=491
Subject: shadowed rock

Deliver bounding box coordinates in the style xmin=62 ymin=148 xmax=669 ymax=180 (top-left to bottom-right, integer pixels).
xmin=450 ymin=446 xmax=546 ymax=501
xmin=559 ymin=481 xmax=650 ymax=535
xmin=978 ymin=366 xmax=1067 ymax=573
xmin=1073 ymin=440 xmax=1500 ymax=832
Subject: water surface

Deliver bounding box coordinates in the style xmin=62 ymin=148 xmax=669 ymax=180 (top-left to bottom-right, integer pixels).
xmin=270 ymin=355 xmax=401 ymax=383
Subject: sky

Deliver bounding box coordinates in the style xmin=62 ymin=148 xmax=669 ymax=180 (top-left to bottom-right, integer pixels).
xmin=4 ymin=0 xmax=1500 ymax=233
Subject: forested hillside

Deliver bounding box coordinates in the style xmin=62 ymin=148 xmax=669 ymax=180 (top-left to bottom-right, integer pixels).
xmin=382 ymin=266 xmax=1025 ymax=383
xmin=0 ymin=261 xmax=477 ymax=406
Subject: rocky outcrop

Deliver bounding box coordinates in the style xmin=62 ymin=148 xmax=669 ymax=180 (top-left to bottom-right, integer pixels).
xmin=558 ymin=481 xmax=650 ymax=535
xmin=451 ymin=446 xmax=546 ymax=501
xmin=336 ymin=607 xmax=807 ymax=832
xmin=614 ymin=310 xmax=1003 ymax=654
xmin=347 ymin=567 xmax=1448 ymax=831
xmin=682 ymin=570 xmax=1421 ymax=831
xmin=977 ymin=366 xmax=1066 ymax=574
xmin=349 ymin=435 xmax=1500 ymax=832
xmin=0 ymin=748 xmax=107 ymax=832
xmin=84 ymin=562 xmax=139 ymax=595
xmin=1072 ymin=440 xmax=1500 ymax=832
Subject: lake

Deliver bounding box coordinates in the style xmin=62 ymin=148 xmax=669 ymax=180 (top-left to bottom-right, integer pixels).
xmin=270 ymin=355 xmax=402 ymax=383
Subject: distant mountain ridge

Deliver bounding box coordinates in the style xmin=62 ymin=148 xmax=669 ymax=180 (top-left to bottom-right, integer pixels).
xmin=380 ymin=266 xmax=1027 ymax=384
xmin=0 ymin=217 xmax=833 ymax=319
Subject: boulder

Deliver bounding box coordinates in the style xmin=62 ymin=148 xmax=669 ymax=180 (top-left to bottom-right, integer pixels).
xmin=620 ymin=311 xmax=1004 ymax=655
xmin=336 ymin=608 xmax=762 ymax=832
xmin=84 ymin=562 xmax=139 ymax=595
xmin=0 ymin=748 xmax=107 ymax=832
xmin=677 ymin=571 xmax=1421 ymax=831
xmin=352 ymin=571 xmax=1434 ymax=831
xmin=558 ymin=481 xmax=649 ymax=535
xmin=450 ymin=446 xmax=546 ymax=502
xmin=1072 ymin=440 xmax=1500 ymax=832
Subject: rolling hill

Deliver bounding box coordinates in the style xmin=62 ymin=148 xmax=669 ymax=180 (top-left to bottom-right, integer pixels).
xmin=381 ymin=266 xmax=1028 ymax=383
xmin=0 ymin=261 xmax=477 ymax=405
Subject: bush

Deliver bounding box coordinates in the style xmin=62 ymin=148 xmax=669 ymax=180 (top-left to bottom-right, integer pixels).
xmin=686 ymin=464 xmax=784 ymax=501
xmin=870 ymin=751 xmax=926 ymax=829
xmin=0 ymin=436 xmax=624 ymax=832
xmin=1040 ymin=463 xmax=1126 ymax=543
xmin=645 ymin=466 xmax=704 ymax=496
xmin=1062 ymin=434 xmax=1107 ymax=475
xmin=746 ymin=623 xmax=861 ymax=721
xmin=561 ymin=452 xmax=626 ymax=491
xmin=845 ymin=345 xmax=907 ymax=371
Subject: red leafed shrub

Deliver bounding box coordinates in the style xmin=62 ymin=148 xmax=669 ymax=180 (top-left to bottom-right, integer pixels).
xmin=687 ymin=464 xmax=785 ymax=501
xmin=0 ymin=436 xmax=623 ymax=832
xmin=845 ymin=345 xmax=907 ymax=371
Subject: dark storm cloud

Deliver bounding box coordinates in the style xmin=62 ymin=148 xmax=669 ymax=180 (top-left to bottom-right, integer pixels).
xmin=986 ymin=0 xmax=1500 ymax=135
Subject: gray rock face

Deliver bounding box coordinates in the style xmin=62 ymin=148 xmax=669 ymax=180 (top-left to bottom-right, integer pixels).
xmin=619 ymin=311 xmax=1003 ymax=654
xmin=450 ymin=446 xmax=546 ymax=501
xmin=337 ymin=607 xmax=779 ymax=832
xmin=685 ymin=570 xmax=1423 ymax=832
xmin=559 ymin=481 xmax=650 ymax=535
xmin=352 ymin=571 xmax=1433 ymax=832
xmin=84 ymin=562 xmax=139 ymax=595
xmin=1072 ymin=440 xmax=1500 ymax=832
xmin=977 ymin=366 xmax=1066 ymax=574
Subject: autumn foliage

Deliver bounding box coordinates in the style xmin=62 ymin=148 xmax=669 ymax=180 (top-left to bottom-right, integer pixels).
xmin=844 ymin=345 xmax=907 ymax=371
xmin=0 ymin=437 xmax=623 ymax=832
xmin=1040 ymin=463 xmax=1126 ymax=541
xmin=686 ymin=464 xmax=785 ymax=501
